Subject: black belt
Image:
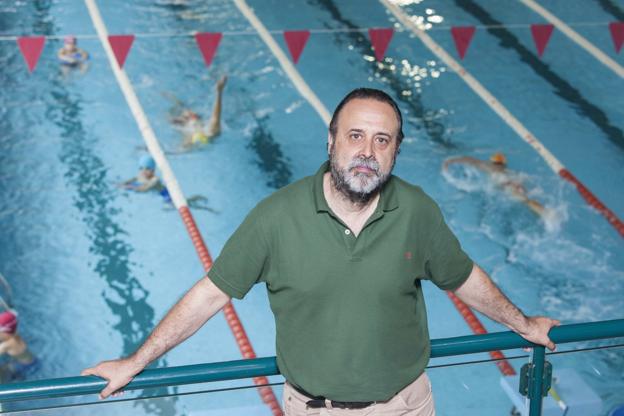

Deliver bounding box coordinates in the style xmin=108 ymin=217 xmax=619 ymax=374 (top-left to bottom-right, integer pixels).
xmin=291 ymin=383 xmax=375 ymax=409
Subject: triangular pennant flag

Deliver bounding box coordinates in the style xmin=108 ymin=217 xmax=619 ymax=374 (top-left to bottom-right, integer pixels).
xmin=195 ymin=32 xmax=222 ymax=67
xmin=17 ymin=36 xmax=45 ymax=73
xmin=530 ymin=24 xmax=554 ymax=57
xmin=283 ymin=30 xmax=310 ymax=64
xmin=108 ymin=35 xmax=135 ymax=68
xmin=451 ymin=26 xmax=476 ymax=59
xmin=368 ymin=28 xmax=394 ymax=62
xmin=609 ymin=22 xmax=624 ymax=53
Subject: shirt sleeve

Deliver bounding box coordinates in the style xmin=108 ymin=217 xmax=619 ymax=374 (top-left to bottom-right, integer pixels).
xmin=207 ymin=205 xmax=271 ymax=299
xmin=424 ymin=207 xmax=473 ymax=291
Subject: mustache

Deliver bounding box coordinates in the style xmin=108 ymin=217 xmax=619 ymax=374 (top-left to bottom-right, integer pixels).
xmin=347 ymin=156 xmax=380 ymax=174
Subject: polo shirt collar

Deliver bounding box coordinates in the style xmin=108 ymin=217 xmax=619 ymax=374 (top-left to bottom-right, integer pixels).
xmin=313 ymin=161 xmax=399 ymax=213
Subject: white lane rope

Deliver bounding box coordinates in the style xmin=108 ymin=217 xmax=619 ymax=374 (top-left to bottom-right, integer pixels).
xmin=84 ymin=0 xmax=188 ymax=209
xmin=519 ymin=0 xmax=624 ymax=79
xmin=232 ymin=0 xmax=331 ymax=126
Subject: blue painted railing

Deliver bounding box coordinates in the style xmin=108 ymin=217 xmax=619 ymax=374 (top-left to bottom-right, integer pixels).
xmin=0 ymin=319 xmax=622 ymax=415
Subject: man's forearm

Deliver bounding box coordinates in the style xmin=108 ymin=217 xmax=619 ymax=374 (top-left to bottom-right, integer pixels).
xmin=130 ymin=276 xmax=230 ymax=369
xmin=453 ymin=264 xmax=529 ymax=334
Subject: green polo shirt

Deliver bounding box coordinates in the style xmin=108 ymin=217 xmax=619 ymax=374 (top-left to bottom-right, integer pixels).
xmin=208 ymin=162 xmax=473 ymax=402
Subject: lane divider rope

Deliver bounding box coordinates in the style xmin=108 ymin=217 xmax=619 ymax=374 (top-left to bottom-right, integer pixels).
xmin=83 ymin=1 xmax=282 ymax=413
xmin=381 ymin=0 xmax=624 ymax=238
xmin=232 ymin=0 xmax=331 ymax=125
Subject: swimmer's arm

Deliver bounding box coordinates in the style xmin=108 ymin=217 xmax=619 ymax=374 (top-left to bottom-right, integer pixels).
xmin=453 ymin=264 xmax=560 ymax=350
xmin=119 ymin=177 xmax=140 ymax=190
xmin=82 ymin=276 xmax=230 ymax=399
xmin=0 ymin=342 xmax=10 ymax=355
xmin=57 ymin=50 xmax=73 ymax=64
xmin=442 ymin=156 xmax=481 ymax=170
xmin=134 ymin=177 xmax=160 ymax=192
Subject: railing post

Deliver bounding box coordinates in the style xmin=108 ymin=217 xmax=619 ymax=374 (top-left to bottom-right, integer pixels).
xmin=528 ymin=346 xmax=546 ymax=416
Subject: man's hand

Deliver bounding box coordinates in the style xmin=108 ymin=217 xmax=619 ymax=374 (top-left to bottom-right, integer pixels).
xmin=81 ymin=357 xmax=144 ymax=399
xmin=517 ymin=316 xmax=561 ymax=351
xmin=454 ymin=265 xmax=561 ymax=351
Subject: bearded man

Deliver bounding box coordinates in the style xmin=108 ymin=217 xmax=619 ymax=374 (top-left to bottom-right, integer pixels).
xmin=83 ymin=88 xmax=558 ymax=415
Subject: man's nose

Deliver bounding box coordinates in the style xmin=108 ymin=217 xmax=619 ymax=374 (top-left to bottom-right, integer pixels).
xmin=359 ymin=137 xmax=374 ymax=158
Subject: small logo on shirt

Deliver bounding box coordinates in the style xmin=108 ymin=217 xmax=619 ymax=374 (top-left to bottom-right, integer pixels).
xmin=404 ymin=251 xmax=412 ymax=260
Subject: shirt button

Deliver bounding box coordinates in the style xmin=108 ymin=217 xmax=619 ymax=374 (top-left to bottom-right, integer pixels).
xmin=345 ymin=229 xmax=351 ymax=235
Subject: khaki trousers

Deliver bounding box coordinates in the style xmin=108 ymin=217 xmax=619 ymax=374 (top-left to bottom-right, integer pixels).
xmin=282 ymin=372 xmax=435 ymax=416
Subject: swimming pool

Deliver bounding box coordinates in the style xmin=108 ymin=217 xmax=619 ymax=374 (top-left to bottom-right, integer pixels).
xmin=0 ymin=0 xmax=622 ymax=414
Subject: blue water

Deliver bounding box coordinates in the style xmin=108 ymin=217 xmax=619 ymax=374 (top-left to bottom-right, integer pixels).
xmin=0 ymin=0 xmax=622 ymax=415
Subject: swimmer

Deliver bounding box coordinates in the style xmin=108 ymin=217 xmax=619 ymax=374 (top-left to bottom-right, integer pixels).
xmin=165 ymin=75 xmax=227 ymax=151
xmin=57 ymin=36 xmax=89 ymax=74
xmin=122 ymin=155 xmax=163 ymax=193
xmin=0 ymin=308 xmax=37 ymax=382
xmin=121 ymin=155 xmax=217 ymax=212
xmin=443 ymin=152 xmax=547 ymax=217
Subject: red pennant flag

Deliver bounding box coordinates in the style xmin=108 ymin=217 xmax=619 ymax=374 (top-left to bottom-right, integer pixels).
xmin=609 ymin=22 xmax=624 ymax=53
xmin=368 ymin=28 xmax=394 ymax=62
xmin=195 ymin=32 xmax=222 ymax=67
xmin=17 ymin=36 xmax=45 ymax=73
xmin=530 ymin=24 xmax=554 ymax=57
xmin=108 ymin=35 xmax=134 ymax=68
xmin=451 ymin=26 xmax=476 ymax=59
xmin=283 ymin=30 xmax=310 ymax=64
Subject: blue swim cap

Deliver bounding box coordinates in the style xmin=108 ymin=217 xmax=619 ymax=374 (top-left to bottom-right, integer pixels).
xmin=139 ymin=155 xmax=156 ymax=171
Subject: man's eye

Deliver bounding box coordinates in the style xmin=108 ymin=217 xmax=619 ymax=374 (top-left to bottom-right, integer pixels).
xmin=350 ymin=133 xmax=362 ymax=140
xmin=376 ymin=137 xmax=388 ymax=144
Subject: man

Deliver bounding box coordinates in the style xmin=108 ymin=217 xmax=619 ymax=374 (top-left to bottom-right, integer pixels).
xmin=443 ymin=152 xmax=546 ymax=217
xmin=83 ymin=88 xmax=559 ymax=414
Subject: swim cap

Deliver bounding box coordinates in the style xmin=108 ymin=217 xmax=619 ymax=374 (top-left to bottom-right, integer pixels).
xmin=64 ymin=35 xmax=76 ymax=45
xmin=0 ymin=309 xmax=18 ymax=334
xmin=490 ymin=152 xmax=507 ymax=166
xmin=192 ymin=131 xmax=209 ymax=144
xmin=139 ymin=155 xmax=156 ymax=171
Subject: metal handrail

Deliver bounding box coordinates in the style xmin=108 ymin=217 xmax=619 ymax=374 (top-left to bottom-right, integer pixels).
xmin=0 ymin=319 xmax=622 ymax=407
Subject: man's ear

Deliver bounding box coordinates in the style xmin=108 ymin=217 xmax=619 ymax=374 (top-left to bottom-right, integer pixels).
xmin=327 ymin=133 xmax=334 ymax=156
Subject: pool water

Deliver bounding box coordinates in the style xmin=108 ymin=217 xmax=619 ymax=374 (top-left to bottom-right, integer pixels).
xmin=0 ymin=0 xmax=622 ymax=415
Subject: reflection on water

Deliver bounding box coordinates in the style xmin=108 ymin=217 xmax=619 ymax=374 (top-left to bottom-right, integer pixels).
xmin=248 ymin=115 xmax=293 ymax=189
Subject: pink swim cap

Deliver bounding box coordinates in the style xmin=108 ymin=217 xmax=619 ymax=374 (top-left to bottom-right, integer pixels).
xmin=64 ymin=35 xmax=76 ymax=45
xmin=0 ymin=309 xmax=18 ymax=334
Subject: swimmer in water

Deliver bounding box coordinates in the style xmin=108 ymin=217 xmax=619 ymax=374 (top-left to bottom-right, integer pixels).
xmin=443 ymin=152 xmax=546 ymax=217
xmin=122 ymin=155 xmax=164 ymax=193
xmin=121 ymin=155 xmax=217 ymax=212
xmin=0 ymin=307 xmax=37 ymax=382
xmin=57 ymin=36 xmax=89 ymax=74
xmin=165 ymin=75 xmax=227 ymax=151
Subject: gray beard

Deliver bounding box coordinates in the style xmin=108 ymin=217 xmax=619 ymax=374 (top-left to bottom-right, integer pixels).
xmin=329 ymin=148 xmax=393 ymax=206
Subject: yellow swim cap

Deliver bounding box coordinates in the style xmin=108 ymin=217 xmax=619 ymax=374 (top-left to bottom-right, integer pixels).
xmin=490 ymin=152 xmax=507 ymax=166
xmin=191 ymin=131 xmax=209 ymax=144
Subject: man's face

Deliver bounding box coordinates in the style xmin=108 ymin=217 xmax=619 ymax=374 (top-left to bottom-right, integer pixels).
xmin=328 ymin=98 xmax=399 ymax=203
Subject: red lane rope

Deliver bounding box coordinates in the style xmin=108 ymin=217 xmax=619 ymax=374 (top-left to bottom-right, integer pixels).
xmin=179 ymin=207 xmax=283 ymax=416
xmin=559 ymin=169 xmax=624 ymax=238
xmin=446 ymin=291 xmax=516 ymax=376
